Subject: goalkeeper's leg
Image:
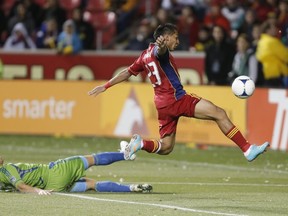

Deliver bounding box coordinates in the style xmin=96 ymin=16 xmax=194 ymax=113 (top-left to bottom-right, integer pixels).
xmin=81 ymin=151 xmax=133 ymax=171
xmin=70 ymin=178 xmax=152 ymax=193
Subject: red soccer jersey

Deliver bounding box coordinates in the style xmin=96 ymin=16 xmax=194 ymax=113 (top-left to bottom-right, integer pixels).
xmin=128 ymin=44 xmax=186 ymax=108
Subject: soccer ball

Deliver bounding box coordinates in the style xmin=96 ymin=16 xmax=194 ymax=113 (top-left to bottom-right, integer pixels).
xmin=231 ymin=75 xmax=255 ymax=99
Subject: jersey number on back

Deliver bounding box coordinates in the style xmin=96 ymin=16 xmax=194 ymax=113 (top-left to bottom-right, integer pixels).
xmin=145 ymin=61 xmax=161 ymax=87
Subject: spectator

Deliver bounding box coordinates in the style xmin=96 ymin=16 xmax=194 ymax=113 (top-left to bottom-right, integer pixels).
xmin=250 ymin=23 xmax=265 ymax=86
xmin=177 ymin=0 xmax=207 ymax=21
xmin=221 ymin=0 xmax=245 ymax=39
xmin=193 ymin=26 xmax=213 ymax=52
xmin=205 ymin=25 xmax=235 ymax=85
xmin=150 ymin=8 xmax=176 ymax=31
xmin=125 ymin=22 xmax=153 ymax=50
xmin=106 ymin=0 xmax=140 ymax=35
xmin=203 ymin=0 xmax=231 ymax=35
xmin=7 ymin=2 xmax=35 ymax=36
xmin=3 ymin=22 xmax=36 ymax=50
xmin=160 ymin=0 xmax=184 ymax=16
xmin=161 ymin=0 xmax=207 ymax=19
xmin=71 ymin=7 xmax=95 ymax=50
xmin=251 ymin=0 xmax=276 ymax=23
xmin=251 ymin=23 xmax=262 ymax=51
xmin=36 ymin=17 xmax=58 ymax=49
xmin=266 ymin=11 xmax=278 ymax=26
xmin=239 ymin=9 xmax=258 ymax=42
xmin=277 ymin=0 xmax=288 ymax=46
xmin=256 ymin=22 xmax=288 ymax=87
xmin=176 ymin=6 xmax=199 ymax=50
xmin=42 ymin=0 xmax=66 ymax=32
xmin=0 ymin=4 xmax=7 ymax=46
xmin=228 ymin=34 xmax=261 ymax=85
xmin=57 ymin=19 xmax=82 ymax=55
xmin=22 ymin=0 xmax=44 ymax=29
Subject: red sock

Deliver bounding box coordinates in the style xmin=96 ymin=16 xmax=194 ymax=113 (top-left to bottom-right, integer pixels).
xmin=226 ymin=126 xmax=250 ymax=152
xmin=142 ymin=139 xmax=161 ymax=153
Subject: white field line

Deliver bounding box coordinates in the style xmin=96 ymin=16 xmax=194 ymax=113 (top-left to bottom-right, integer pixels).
xmin=141 ymin=158 xmax=288 ymax=175
xmin=144 ymin=182 xmax=288 ymax=187
xmin=56 ymin=193 xmax=248 ymax=216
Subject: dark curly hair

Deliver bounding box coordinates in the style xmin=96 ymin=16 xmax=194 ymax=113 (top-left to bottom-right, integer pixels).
xmin=153 ymin=23 xmax=178 ymax=40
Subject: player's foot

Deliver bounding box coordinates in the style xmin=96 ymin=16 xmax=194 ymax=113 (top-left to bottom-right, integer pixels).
xmin=244 ymin=142 xmax=270 ymax=162
xmin=124 ymin=134 xmax=142 ymax=160
xmin=130 ymin=184 xmax=153 ymax=193
xmin=119 ymin=141 xmax=136 ymax=160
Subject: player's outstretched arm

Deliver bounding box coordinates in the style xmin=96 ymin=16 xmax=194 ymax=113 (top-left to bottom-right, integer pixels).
xmin=16 ymin=182 xmax=52 ymax=195
xmin=88 ymin=68 xmax=132 ymax=97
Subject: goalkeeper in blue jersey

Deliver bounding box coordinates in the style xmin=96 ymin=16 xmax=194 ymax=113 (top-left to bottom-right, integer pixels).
xmin=0 ymin=142 xmax=152 ymax=195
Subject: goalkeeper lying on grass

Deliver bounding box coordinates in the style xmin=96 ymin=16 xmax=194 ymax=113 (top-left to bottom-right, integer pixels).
xmin=0 ymin=142 xmax=152 ymax=195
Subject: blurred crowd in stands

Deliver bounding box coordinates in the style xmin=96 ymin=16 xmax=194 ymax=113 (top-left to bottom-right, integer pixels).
xmin=0 ymin=0 xmax=287 ymax=87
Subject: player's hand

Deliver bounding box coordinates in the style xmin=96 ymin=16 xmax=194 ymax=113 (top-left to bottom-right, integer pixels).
xmin=37 ymin=189 xmax=53 ymax=195
xmin=88 ymin=85 xmax=106 ymax=97
xmin=156 ymin=35 xmax=168 ymax=55
xmin=156 ymin=35 xmax=167 ymax=49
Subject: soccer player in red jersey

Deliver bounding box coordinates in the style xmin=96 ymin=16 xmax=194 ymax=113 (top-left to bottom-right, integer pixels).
xmin=88 ymin=23 xmax=269 ymax=162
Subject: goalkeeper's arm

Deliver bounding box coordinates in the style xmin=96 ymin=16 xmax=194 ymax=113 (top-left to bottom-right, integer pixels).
xmin=16 ymin=182 xmax=52 ymax=195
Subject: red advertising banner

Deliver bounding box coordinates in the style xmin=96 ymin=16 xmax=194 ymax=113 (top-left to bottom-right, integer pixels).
xmin=247 ymin=88 xmax=288 ymax=151
xmin=0 ymin=50 xmax=205 ymax=84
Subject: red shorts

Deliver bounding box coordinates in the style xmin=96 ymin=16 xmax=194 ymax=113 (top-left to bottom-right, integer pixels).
xmin=157 ymin=94 xmax=201 ymax=138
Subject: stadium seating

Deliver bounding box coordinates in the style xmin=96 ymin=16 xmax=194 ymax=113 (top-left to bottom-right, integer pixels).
xmin=58 ymin=0 xmax=82 ymax=18
xmin=1 ymin=0 xmax=16 ymax=16
xmin=137 ymin=0 xmax=160 ymax=16
xmin=59 ymin=0 xmax=81 ymax=10
xmin=86 ymin=0 xmax=106 ymax=12
xmin=84 ymin=10 xmax=116 ymax=49
xmin=33 ymin=0 xmax=46 ymax=7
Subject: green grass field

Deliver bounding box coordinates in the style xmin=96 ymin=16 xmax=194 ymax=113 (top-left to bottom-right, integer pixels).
xmin=0 ymin=135 xmax=287 ymax=216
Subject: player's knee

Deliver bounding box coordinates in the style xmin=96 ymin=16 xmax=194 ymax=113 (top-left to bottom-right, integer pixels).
xmin=158 ymin=144 xmax=174 ymax=155
xmin=215 ymin=106 xmax=228 ymax=120
xmin=70 ymin=181 xmax=87 ymax=192
xmin=161 ymin=149 xmax=173 ymax=155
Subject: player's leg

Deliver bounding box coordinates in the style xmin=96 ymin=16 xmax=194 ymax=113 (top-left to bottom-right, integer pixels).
xmin=69 ymin=178 xmax=88 ymax=192
xmin=82 ymin=151 xmax=133 ymax=170
xmin=194 ymin=98 xmax=249 ymax=150
xmin=194 ymin=98 xmax=238 ymax=134
xmin=140 ymin=133 xmax=176 ymax=155
xmin=194 ymin=98 xmax=269 ymax=161
xmin=124 ymin=117 xmax=178 ymax=159
xmin=70 ymin=177 xmax=152 ymax=193
xmin=124 ymin=99 xmax=183 ymax=159
xmin=124 ymin=133 xmax=176 ymax=159
xmin=70 ymin=178 xmax=130 ymax=192
xmin=158 ymin=133 xmax=176 ymax=155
